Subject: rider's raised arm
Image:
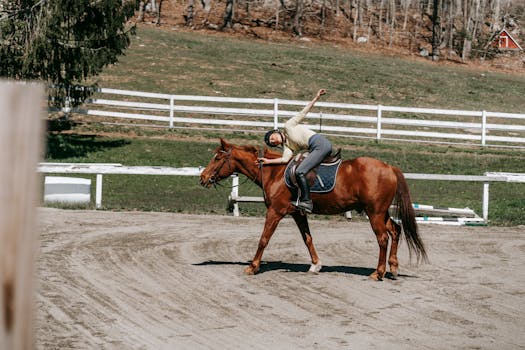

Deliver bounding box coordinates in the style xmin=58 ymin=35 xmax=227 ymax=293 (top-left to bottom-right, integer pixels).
xmin=287 ymin=89 xmax=326 ymax=126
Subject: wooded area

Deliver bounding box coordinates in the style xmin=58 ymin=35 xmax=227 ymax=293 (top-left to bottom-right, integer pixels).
xmin=146 ymin=0 xmax=524 ymax=61
xmin=0 ymin=1 xmax=136 ymax=107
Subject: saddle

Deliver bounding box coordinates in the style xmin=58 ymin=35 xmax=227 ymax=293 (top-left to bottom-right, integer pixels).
xmin=284 ymin=149 xmax=342 ymax=193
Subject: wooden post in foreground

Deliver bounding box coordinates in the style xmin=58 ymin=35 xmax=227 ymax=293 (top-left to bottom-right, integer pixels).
xmin=0 ymin=81 xmax=45 ymax=350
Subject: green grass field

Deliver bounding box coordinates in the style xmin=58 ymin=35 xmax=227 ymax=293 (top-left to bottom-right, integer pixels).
xmin=45 ymin=26 xmax=525 ymax=225
xmin=94 ymin=26 xmax=525 ymax=112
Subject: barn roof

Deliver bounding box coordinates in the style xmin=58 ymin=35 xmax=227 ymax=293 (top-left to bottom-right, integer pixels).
xmin=497 ymin=29 xmax=523 ymax=50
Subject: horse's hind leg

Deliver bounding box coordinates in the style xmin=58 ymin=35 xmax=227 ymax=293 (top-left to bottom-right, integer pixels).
xmin=368 ymin=212 xmax=389 ymax=281
xmin=291 ymin=212 xmax=322 ymax=273
xmin=386 ymin=216 xmax=401 ymax=279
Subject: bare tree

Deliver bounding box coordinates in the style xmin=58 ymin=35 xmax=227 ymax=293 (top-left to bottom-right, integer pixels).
xmin=137 ymin=1 xmax=146 ymax=22
xmin=432 ymin=0 xmax=441 ymax=60
xmin=388 ymin=0 xmax=396 ymax=46
xmin=352 ymin=0 xmax=359 ymax=41
xmin=184 ymin=0 xmax=195 ymax=26
xmin=222 ymin=0 xmax=234 ymax=28
xmin=161 ymin=0 xmax=523 ymax=61
xmin=155 ymin=0 xmax=164 ymax=25
xmin=292 ymin=0 xmax=304 ymax=36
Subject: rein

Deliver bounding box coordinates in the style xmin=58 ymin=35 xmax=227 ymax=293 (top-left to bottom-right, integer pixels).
xmin=258 ymin=148 xmax=268 ymax=204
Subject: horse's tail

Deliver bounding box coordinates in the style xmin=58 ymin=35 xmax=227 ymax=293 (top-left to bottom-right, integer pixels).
xmin=392 ymin=167 xmax=428 ymax=264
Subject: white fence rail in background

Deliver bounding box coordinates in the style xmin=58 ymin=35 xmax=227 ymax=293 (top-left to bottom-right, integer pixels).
xmin=72 ymin=87 xmax=525 ymax=148
xmin=230 ymin=172 xmax=525 ymax=223
xmin=38 ymin=163 xmax=203 ymax=208
xmin=38 ymin=163 xmax=524 ymax=224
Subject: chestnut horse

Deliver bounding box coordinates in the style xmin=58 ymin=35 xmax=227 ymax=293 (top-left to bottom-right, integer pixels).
xmin=200 ymin=138 xmax=427 ymax=280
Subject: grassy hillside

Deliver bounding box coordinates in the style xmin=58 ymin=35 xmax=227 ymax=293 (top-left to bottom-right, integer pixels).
xmin=95 ymin=26 xmax=525 ymax=111
xmin=46 ymin=26 xmax=525 ymax=225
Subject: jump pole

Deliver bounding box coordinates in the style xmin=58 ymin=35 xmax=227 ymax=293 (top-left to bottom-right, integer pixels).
xmin=0 ymin=81 xmax=45 ymax=349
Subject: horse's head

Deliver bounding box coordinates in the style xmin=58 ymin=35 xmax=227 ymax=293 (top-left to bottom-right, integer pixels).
xmin=200 ymin=138 xmax=236 ymax=188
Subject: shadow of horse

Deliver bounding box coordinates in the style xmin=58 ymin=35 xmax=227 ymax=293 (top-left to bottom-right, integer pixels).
xmin=194 ymin=260 xmax=416 ymax=279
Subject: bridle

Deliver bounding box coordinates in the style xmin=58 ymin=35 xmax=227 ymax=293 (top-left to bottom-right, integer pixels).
xmin=208 ymin=146 xmax=267 ymax=202
xmin=208 ymin=148 xmax=233 ymax=188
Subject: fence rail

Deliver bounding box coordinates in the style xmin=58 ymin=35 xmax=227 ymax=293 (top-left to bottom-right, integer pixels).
xmin=229 ymin=172 xmax=525 ymax=223
xmin=71 ymin=87 xmax=525 ymax=148
xmin=38 ymin=163 xmax=202 ymax=208
xmin=38 ymin=163 xmax=524 ymax=224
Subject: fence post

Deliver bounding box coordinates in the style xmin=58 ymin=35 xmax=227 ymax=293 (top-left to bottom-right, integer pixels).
xmin=96 ymin=174 xmax=103 ymax=208
xmin=481 ymin=110 xmax=487 ymax=146
xmin=482 ymin=182 xmax=489 ymax=222
xmin=273 ymin=98 xmax=279 ymax=129
xmin=231 ymin=174 xmax=239 ymax=217
xmin=376 ymin=104 xmax=382 ymax=142
xmin=169 ymin=96 xmax=175 ymax=129
xmin=0 ymin=81 xmax=44 ymax=350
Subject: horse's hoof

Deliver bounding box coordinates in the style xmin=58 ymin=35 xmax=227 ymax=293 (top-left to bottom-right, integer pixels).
xmin=369 ymin=271 xmax=383 ymax=281
xmin=244 ymin=266 xmax=257 ymax=275
xmin=308 ymin=262 xmax=322 ymax=274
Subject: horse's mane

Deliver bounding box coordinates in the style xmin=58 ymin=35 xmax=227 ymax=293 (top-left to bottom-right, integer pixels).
xmin=216 ymin=143 xmax=258 ymax=155
xmin=236 ymin=145 xmax=282 ymax=160
xmin=263 ymin=148 xmax=283 ymax=159
xmin=217 ymin=140 xmax=283 ymax=160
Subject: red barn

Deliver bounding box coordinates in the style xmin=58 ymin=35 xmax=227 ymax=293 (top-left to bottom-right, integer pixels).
xmin=496 ymin=29 xmax=523 ymax=50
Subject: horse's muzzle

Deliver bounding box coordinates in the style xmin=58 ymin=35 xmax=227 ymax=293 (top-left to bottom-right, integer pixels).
xmin=199 ymin=175 xmax=215 ymax=188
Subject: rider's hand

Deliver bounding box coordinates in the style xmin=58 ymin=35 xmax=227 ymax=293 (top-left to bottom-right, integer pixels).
xmin=256 ymin=157 xmax=267 ymax=165
xmin=318 ymin=89 xmax=327 ymax=96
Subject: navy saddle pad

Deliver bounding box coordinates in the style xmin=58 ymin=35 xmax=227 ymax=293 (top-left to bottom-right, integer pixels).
xmin=284 ymin=158 xmax=342 ymax=193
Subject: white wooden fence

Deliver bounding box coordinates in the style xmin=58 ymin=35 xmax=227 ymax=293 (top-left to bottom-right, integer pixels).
xmin=72 ymin=87 xmax=525 ymax=148
xmin=38 ymin=163 xmax=203 ymax=209
xmin=229 ymin=172 xmax=525 ymax=223
xmin=38 ymin=163 xmax=524 ymax=224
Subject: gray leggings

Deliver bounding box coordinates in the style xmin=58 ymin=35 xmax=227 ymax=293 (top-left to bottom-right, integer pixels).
xmin=296 ymin=134 xmax=332 ymax=175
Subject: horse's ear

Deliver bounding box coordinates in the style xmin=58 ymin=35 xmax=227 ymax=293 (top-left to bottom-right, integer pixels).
xmin=220 ymin=138 xmax=230 ymax=150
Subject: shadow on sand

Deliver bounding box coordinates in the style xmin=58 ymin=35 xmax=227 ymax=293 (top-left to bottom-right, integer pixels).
xmin=194 ymin=260 xmax=416 ymax=279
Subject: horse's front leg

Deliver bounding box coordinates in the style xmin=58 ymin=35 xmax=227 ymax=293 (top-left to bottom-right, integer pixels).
xmin=291 ymin=212 xmax=322 ymax=273
xmin=245 ymin=208 xmax=284 ymax=275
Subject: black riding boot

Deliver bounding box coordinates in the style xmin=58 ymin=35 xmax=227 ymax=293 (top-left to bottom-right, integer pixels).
xmin=294 ymin=172 xmax=313 ymax=213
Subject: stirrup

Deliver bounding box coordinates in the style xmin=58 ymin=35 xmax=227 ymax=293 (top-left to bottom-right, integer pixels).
xmin=293 ymin=200 xmax=313 ymax=213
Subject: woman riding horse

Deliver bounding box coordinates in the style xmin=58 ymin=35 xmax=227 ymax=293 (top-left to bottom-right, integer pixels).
xmin=257 ymin=89 xmax=332 ymax=213
xmin=200 ymin=139 xmax=427 ymax=279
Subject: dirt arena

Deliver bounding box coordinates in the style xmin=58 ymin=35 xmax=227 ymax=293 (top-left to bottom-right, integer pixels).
xmin=36 ymin=208 xmax=525 ymax=349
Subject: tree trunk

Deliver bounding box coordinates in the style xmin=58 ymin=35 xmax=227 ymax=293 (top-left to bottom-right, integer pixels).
xmin=137 ymin=1 xmax=146 ymax=22
xmin=155 ymin=0 xmax=163 ymax=26
xmin=222 ymin=0 xmax=234 ymax=29
xmin=275 ymin=2 xmax=279 ymax=31
xmin=379 ymin=0 xmax=384 ymax=41
xmin=352 ymin=0 xmax=358 ymax=41
xmin=389 ymin=0 xmax=396 ymax=46
xmin=491 ymin=0 xmax=501 ymax=31
xmin=185 ymin=0 xmax=195 ymax=26
xmin=402 ymin=0 xmax=410 ymax=31
xmin=292 ymin=0 xmax=304 ymax=36
xmin=431 ymin=0 xmax=440 ymax=61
